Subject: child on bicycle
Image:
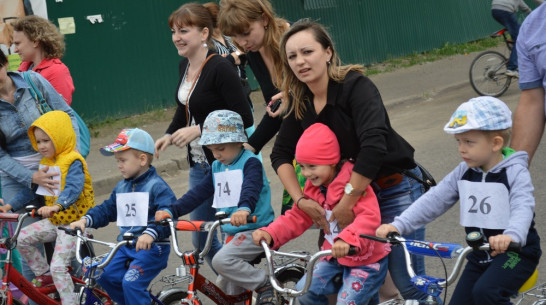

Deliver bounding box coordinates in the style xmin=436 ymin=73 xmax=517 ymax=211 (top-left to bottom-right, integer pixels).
xmin=377 ymin=96 xmax=541 ymax=305
xmin=15 ymin=110 xmax=95 ymax=304
xmin=70 ymin=128 xmax=176 ymax=305
xmin=252 ymin=123 xmax=390 ymax=305
xmin=155 ymin=110 xmax=276 ymax=305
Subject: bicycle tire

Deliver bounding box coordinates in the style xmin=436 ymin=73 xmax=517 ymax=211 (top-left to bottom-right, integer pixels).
xmin=153 ymin=290 xmax=188 ymax=305
xmin=275 ymin=265 xmax=305 ymax=305
xmin=469 ymin=50 xmax=512 ymax=97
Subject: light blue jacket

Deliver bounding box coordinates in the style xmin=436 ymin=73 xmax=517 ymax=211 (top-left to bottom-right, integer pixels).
xmin=0 ymin=71 xmax=79 ymax=188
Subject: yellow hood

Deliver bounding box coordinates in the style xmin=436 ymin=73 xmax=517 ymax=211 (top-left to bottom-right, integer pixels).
xmin=28 ymin=111 xmax=76 ymax=158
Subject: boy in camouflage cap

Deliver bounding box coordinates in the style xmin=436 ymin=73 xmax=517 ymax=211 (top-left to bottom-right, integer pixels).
xmin=156 ymin=110 xmax=276 ymax=304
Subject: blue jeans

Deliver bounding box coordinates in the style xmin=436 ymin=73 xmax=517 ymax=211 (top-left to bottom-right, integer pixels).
xmin=1 ymin=174 xmax=43 ymax=305
xmin=296 ymin=257 xmax=388 ymax=305
xmin=97 ymin=244 xmax=170 ymax=305
xmin=188 ymin=163 xmax=222 ymax=269
xmin=492 ymin=9 xmax=520 ymax=70
xmin=373 ymin=167 xmax=429 ymax=303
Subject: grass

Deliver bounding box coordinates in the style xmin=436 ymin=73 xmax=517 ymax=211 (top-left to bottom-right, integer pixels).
xmin=88 ymin=107 xmax=175 ymax=138
xmin=88 ymin=36 xmax=501 ymax=134
xmin=364 ymin=37 xmax=501 ymax=75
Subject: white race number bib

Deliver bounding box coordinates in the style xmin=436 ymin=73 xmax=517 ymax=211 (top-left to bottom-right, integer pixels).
xmin=116 ymin=192 xmax=149 ymax=227
xmin=458 ymin=180 xmax=510 ymax=229
xmin=213 ymin=169 xmax=243 ymax=209
xmin=324 ymin=210 xmax=341 ymax=245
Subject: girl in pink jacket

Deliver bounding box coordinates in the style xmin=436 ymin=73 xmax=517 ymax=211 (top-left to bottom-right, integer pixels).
xmin=253 ymin=123 xmax=390 ymax=305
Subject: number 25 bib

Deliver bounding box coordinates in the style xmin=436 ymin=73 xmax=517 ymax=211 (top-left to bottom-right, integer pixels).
xmin=116 ymin=192 xmax=149 ymax=227
xmin=213 ymin=169 xmax=243 ymax=209
xmin=457 ymin=180 xmax=510 ymax=230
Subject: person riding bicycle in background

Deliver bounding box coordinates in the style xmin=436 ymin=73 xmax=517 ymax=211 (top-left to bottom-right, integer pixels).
xmin=155 ymin=110 xmax=276 ymax=305
xmin=70 ymin=128 xmax=176 ymax=305
xmin=377 ymin=96 xmax=541 ymax=305
xmin=491 ymin=0 xmax=543 ymax=78
xmin=253 ymin=123 xmax=390 ymax=305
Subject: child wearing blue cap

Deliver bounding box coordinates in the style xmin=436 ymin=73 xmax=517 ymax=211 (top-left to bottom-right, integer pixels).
xmin=376 ymin=96 xmax=541 ymax=305
xmin=155 ymin=110 xmax=276 ymax=305
xmin=70 ymin=128 xmax=176 ymax=305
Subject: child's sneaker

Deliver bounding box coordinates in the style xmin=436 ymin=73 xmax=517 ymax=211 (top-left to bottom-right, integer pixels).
xmin=32 ymin=273 xmax=53 ymax=287
xmin=505 ymin=70 xmax=519 ymax=78
xmin=256 ymin=283 xmax=278 ymax=305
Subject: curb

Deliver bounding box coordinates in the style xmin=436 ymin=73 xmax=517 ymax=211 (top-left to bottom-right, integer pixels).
xmin=92 ymin=157 xmax=188 ymax=196
xmin=385 ymin=80 xmax=469 ymax=110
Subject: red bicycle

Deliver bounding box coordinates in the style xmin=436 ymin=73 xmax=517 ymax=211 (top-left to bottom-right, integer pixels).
xmin=0 ymin=209 xmax=111 ymax=305
xmin=156 ymin=213 xmax=305 ymax=305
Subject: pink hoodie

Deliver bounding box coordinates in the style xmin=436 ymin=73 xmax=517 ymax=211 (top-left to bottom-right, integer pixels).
xmin=261 ymin=162 xmax=390 ymax=267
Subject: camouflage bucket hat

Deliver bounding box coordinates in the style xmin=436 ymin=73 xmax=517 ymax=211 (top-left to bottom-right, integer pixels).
xmin=199 ymin=110 xmax=247 ymax=146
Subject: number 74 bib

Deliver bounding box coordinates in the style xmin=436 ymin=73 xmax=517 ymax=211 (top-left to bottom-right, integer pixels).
xmin=213 ymin=170 xmax=243 ymax=209
xmin=457 ymin=180 xmax=510 ymax=230
xmin=116 ymin=192 xmax=149 ymax=227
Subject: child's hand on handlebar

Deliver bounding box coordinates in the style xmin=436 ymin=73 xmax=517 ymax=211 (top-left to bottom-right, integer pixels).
xmin=136 ymin=233 xmax=154 ymax=252
xmin=331 ymin=239 xmax=352 ymax=258
xmin=231 ymin=210 xmax=250 ymax=226
xmin=155 ymin=210 xmax=172 ymax=221
xmin=38 ymin=205 xmax=60 ymax=218
xmin=376 ymin=224 xmax=400 ymax=238
xmin=70 ymin=219 xmax=86 ymax=232
xmin=489 ymin=234 xmax=514 ymax=256
xmin=252 ymin=229 xmax=272 ymax=246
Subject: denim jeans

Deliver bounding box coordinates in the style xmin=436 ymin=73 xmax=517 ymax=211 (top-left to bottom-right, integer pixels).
xmin=492 ymin=9 xmax=520 ymax=70
xmin=188 ymin=163 xmax=222 ymax=270
xmin=1 ymin=174 xmax=43 ymax=305
xmin=296 ymin=257 xmax=388 ymax=305
xmin=373 ymin=166 xmax=429 ymax=303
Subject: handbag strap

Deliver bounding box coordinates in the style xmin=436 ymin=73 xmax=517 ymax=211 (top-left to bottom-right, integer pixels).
xmin=185 ymin=54 xmax=216 ymax=125
xmin=23 ymin=71 xmax=51 ymax=114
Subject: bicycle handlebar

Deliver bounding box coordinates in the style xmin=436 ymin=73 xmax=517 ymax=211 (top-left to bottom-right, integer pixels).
xmin=360 ymin=232 xmax=521 ymax=287
xmin=260 ymin=240 xmax=357 ymax=297
xmin=58 ymin=227 xmax=170 ymax=270
xmin=158 ymin=215 xmax=257 ymax=259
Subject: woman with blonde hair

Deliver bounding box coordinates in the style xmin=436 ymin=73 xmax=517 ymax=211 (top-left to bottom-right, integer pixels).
xmin=12 ymin=15 xmax=74 ymax=105
xmin=218 ymin=0 xmax=301 ymax=214
xmin=218 ymin=0 xmax=289 ymax=150
xmin=271 ymin=19 xmax=431 ymax=304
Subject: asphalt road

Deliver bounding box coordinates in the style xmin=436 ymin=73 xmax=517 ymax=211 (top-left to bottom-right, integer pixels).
xmin=89 ymin=79 xmax=546 ymax=304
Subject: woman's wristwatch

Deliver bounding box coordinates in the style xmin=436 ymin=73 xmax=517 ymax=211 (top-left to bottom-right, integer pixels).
xmin=344 ymin=183 xmax=364 ymax=196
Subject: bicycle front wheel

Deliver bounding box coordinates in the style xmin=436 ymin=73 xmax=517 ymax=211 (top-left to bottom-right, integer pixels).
xmin=469 ymin=50 xmax=512 ymax=97
xmin=153 ymin=290 xmax=189 ymax=305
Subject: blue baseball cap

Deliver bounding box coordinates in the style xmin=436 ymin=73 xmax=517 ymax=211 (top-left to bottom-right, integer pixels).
xmin=199 ymin=110 xmax=247 ymax=146
xmin=100 ymin=128 xmax=155 ymax=156
xmin=444 ymin=96 xmax=512 ymax=134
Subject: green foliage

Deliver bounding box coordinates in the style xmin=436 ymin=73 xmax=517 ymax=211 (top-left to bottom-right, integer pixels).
xmin=365 ymin=37 xmax=500 ymax=76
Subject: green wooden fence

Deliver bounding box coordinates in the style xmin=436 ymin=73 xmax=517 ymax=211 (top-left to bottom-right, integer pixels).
xmin=45 ymin=0 xmax=521 ymax=122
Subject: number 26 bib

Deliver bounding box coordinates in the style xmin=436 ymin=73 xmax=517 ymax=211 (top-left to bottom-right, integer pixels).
xmin=457 ymin=180 xmax=510 ymax=230
xmin=213 ymin=169 xmax=243 ymax=209
xmin=116 ymin=192 xmax=149 ymax=227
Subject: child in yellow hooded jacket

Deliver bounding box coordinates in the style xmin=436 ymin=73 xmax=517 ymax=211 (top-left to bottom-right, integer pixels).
xmin=17 ymin=110 xmax=94 ymax=304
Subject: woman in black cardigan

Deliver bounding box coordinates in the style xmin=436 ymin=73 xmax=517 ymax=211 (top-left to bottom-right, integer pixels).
xmin=155 ymin=2 xmax=253 ymax=267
